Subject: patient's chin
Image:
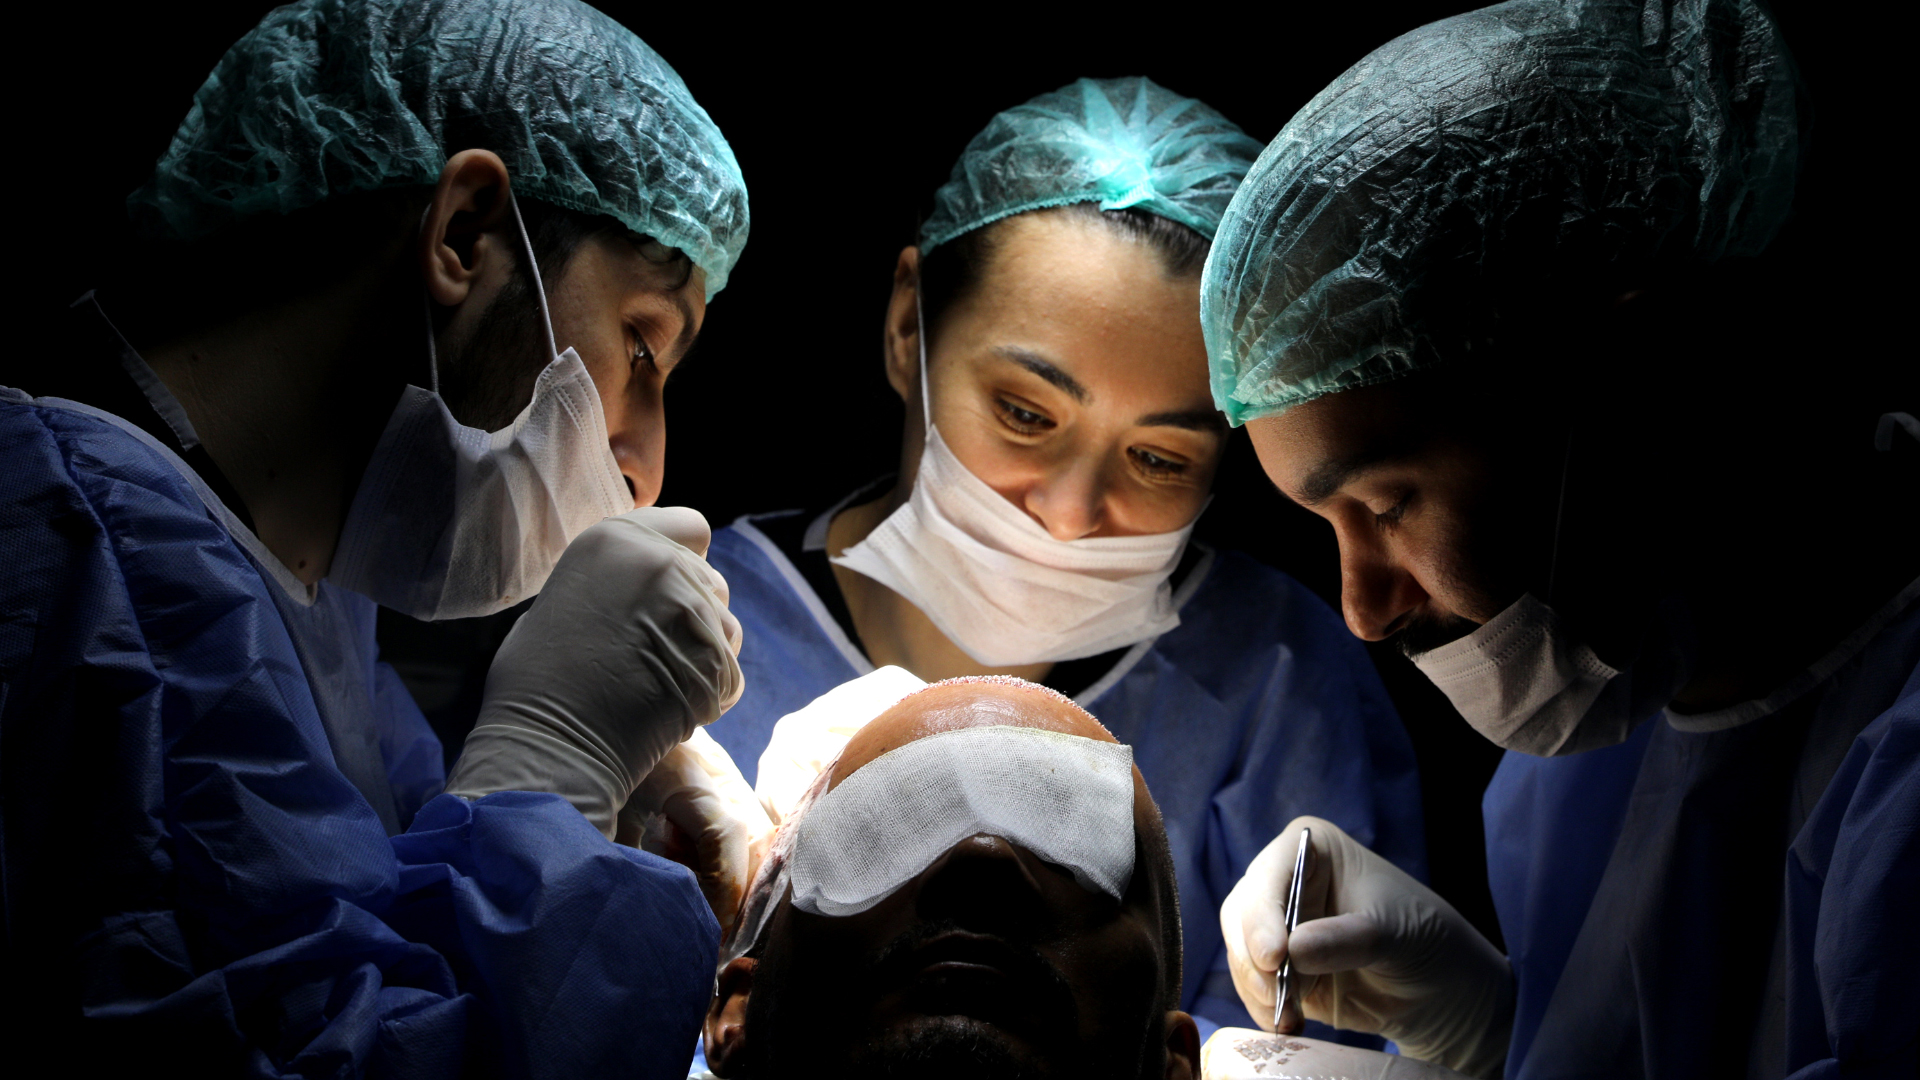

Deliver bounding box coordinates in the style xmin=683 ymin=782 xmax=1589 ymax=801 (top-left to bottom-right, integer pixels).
xmin=847 ymin=1015 xmax=1051 ymax=1080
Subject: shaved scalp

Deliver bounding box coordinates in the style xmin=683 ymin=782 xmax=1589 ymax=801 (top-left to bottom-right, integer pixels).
xmin=915 ymin=675 xmax=1098 ymax=721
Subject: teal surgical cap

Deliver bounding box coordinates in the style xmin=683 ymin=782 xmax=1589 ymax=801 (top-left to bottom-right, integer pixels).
xmin=128 ymin=0 xmax=748 ymax=299
xmin=1201 ymin=0 xmax=1804 ymax=425
xmin=919 ymin=77 xmax=1264 ymax=252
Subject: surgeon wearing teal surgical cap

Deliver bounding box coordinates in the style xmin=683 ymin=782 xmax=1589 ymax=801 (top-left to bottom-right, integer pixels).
xmin=1207 ymin=1 xmax=1917 ymax=1076
xmin=2 ymin=0 xmax=755 ymax=1074
xmin=697 ymin=76 xmax=1429 ymax=1056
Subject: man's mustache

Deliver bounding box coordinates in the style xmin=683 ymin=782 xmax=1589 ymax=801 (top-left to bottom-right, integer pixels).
xmin=1395 ymin=609 xmax=1482 ymax=659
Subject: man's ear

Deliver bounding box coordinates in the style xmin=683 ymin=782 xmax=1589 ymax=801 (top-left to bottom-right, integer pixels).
xmin=704 ymin=957 xmax=756 ymax=1077
xmin=419 ymin=148 xmax=515 ymax=308
xmin=881 ymin=246 xmax=923 ymax=404
xmin=1163 ymin=1011 xmax=1200 ymax=1080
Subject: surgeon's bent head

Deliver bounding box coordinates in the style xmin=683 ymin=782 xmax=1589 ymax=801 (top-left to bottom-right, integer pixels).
xmin=417 ymin=150 xmax=706 ymax=507
xmin=1198 ymin=0 xmax=1918 ymax=712
xmin=1245 ymin=374 xmax=1550 ymax=655
xmin=703 ymin=679 xmax=1198 ymax=1079
xmin=114 ymin=0 xmax=749 ymax=582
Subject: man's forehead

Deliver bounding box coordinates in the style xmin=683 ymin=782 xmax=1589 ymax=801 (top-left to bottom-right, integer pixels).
xmin=1249 ymin=384 xmax=1430 ymax=504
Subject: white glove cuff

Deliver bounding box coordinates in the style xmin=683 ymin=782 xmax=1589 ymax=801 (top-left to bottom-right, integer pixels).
xmin=446 ymin=722 xmax=628 ymax=836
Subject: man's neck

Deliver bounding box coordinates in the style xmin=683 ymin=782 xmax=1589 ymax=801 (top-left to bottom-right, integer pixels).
xmin=825 ymin=485 xmax=1055 ymax=684
xmin=137 ymin=267 xmax=414 ymax=586
xmin=1669 ymin=463 xmax=1919 ymax=713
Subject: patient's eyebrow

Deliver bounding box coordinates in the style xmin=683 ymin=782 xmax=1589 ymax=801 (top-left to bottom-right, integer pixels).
xmin=993 ymin=346 xmax=1089 ymax=403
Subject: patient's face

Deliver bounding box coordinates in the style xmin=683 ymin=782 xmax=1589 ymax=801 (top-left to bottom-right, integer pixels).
xmin=705 ymin=682 xmax=1197 ymax=1079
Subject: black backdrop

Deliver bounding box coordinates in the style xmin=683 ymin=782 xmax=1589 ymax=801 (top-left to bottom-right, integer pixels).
xmin=18 ymin=0 xmax=1881 ymax=952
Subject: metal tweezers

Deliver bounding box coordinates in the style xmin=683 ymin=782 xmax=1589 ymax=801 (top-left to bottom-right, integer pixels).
xmin=1274 ymin=825 xmax=1311 ymax=1031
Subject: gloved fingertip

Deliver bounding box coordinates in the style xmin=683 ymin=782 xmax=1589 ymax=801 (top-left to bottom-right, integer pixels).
xmin=638 ymin=505 xmax=713 ymax=556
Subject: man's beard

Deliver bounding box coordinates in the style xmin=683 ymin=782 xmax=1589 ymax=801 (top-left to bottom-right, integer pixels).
xmin=436 ymin=271 xmax=549 ymax=432
xmin=842 ymin=1018 xmax=1050 ymax=1080
xmin=739 ymin=1013 xmax=1053 ymax=1080
xmin=737 ymin=918 xmax=1154 ymax=1080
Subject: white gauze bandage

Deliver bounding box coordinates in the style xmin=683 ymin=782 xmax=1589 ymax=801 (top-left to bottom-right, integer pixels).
xmin=787 ymin=724 xmax=1137 ymax=917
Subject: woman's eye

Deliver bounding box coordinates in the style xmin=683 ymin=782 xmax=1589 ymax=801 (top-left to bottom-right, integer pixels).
xmin=994 ymin=397 xmax=1053 ymax=433
xmin=630 ymin=333 xmax=657 ymax=372
xmin=1130 ymin=447 xmax=1188 ymax=476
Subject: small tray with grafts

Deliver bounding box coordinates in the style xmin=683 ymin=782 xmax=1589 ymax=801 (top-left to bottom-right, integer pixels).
xmin=1201 ymin=1030 xmax=1471 ymax=1080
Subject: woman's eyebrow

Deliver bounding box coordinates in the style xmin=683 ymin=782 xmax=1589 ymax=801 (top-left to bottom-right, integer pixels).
xmin=992 ymin=346 xmax=1089 ymax=403
xmin=1137 ymin=408 xmax=1228 ymax=433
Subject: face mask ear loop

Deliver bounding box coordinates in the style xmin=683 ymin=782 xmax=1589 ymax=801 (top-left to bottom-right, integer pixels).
xmin=422 ymin=295 xmax=441 ymax=396
xmin=1545 ymin=426 xmax=1575 ymax=607
xmin=419 ymin=206 xmax=442 ymax=395
xmin=508 ymin=191 xmax=560 ymax=361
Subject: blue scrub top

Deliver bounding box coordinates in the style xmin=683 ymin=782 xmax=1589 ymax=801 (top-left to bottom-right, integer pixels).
xmin=0 ymin=390 xmax=719 ymax=1078
xmin=703 ymin=508 xmax=1428 ymax=1039
xmin=1484 ymin=585 xmax=1919 ymax=1078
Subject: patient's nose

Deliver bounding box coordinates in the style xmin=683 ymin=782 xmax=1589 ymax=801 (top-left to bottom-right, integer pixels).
xmin=914 ymin=834 xmax=1051 ymax=932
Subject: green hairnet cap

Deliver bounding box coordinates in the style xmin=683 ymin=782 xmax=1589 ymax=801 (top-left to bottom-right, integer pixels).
xmin=919 ymin=77 xmax=1264 ymax=252
xmin=1201 ymin=0 xmax=1804 ymax=426
xmin=128 ymin=0 xmax=748 ymax=299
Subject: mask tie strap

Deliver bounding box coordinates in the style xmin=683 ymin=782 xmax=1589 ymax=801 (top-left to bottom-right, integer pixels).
xmin=422 ymin=295 xmax=441 ymax=395
xmin=509 ymin=191 xmax=560 ymax=361
xmin=914 ymin=285 xmax=933 ymax=435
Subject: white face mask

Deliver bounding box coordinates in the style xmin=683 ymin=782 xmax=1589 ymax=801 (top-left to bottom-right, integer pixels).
xmin=831 ymin=301 xmax=1195 ymax=666
xmin=330 ymin=195 xmax=631 ymax=620
xmin=1410 ymin=592 xmax=1695 ymax=756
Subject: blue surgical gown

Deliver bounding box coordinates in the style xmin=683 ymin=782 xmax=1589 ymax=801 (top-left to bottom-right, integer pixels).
xmin=702 ymin=509 xmax=1428 ymax=1037
xmin=1484 ymin=586 xmax=1918 ymax=1078
xmin=0 ymin=390 xmax=720 ymax=1078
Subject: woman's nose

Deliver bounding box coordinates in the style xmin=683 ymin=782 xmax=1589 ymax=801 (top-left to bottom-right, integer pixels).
xmin=1023 ymin=457 xmax=1106 ymax=540
xmin=1337 ymin=521 xmax=1429 ymax=641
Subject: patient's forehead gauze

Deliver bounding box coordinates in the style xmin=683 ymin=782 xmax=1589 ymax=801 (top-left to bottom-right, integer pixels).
xmin=788 ymin=725 xmax=1136 ymax=917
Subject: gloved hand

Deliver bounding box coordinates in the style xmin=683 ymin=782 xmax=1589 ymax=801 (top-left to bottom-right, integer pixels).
xmin=1219 ymin=816 xmax=1514 ymax=1079
xmin=618 ymin=729 xmax=773 ymax=936
xmin=753 ymin=665 xmax=928 ymax=824
xmin=446 ymin=507 xmax=745 ymax=837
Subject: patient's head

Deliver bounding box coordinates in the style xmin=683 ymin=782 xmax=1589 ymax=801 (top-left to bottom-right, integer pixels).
xmin=705 ymin=676 xmax=1197 ymax=1079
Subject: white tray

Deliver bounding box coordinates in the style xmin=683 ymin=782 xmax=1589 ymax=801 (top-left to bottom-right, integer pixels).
xmin=1201 ymin=1029 xmax=1471 ymax=1080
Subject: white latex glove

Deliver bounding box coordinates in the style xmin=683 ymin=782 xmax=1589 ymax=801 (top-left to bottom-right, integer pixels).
xmin=1219 ymin=816 xmax=1513 ymax=1079
xmin=618 ymin=728 xmax=773 ymax=936
xmin=446 ymin=507 xmax=745 ymax=836
xmin=753 ymin=666 xmax=928 ymax=824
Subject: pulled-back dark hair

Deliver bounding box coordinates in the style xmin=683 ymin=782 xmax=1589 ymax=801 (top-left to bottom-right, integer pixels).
xmin=917 ymin=204 xmax=1210 ymax=346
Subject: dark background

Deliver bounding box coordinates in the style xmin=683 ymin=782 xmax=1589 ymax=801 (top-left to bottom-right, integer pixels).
xmin=12 ymin=0 xmax=1879 ymax=950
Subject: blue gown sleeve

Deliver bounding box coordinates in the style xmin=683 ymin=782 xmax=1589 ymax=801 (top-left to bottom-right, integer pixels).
xmin=1782 ymin=677 xmax=1919 ymax=1079
xmin=1 ymin=401 xmax=718 ymax=1079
